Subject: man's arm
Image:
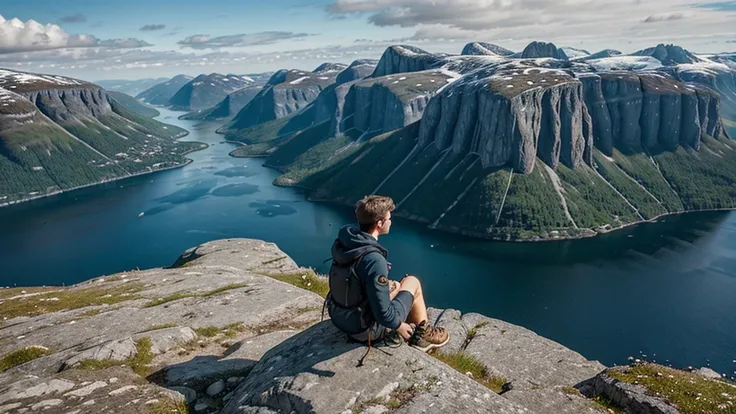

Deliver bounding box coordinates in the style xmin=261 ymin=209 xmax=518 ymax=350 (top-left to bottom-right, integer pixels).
xmin=358 ymin=253 xmax=402 ymax=330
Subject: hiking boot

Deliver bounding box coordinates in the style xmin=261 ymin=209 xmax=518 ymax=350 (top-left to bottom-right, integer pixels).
xmin=382 ymin=329 xmax=403 ymax=348
xmin=409 ymin=320 xmax=449 ymax=352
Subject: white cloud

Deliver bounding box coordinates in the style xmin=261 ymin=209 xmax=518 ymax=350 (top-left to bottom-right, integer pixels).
xmin=178 ymin=32 xmax=312 ymax=50
xmin=327 ymin=0 xmax=736 ymax=52
xmin=0 ymin=14 xmax=152 ymax=54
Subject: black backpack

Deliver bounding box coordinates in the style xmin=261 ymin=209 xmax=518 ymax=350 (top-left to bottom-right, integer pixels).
xmin=325 ymin=248 xmax=379 ymax=335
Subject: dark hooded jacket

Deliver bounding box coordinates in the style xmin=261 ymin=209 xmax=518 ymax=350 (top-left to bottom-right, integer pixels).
xmin=330 ymin=225 xmax=403 ymax=331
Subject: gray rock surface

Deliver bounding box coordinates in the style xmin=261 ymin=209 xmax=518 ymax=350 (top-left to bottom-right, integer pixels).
xmin=427 ymin=309 xmax=607 ymax=413
xmin=419 ymin=64 xmax=590 ymax=173
xmin=521 ymin=41 xmax=569 ymax=60
xmin=221 ymin=321 xmax=529 ymax=414
xmin=372 ymin=45 xmax=445 ymax=78
xmin=342 ymin=70 xmax=452 ymax=137
xmin=633 ymin=44 xmax=701 ymax=66
xmin=336 ymin=60 xmax=379 ymax=85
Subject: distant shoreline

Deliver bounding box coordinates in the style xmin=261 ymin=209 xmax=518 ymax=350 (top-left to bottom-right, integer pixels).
xmin=0 ymin=132 xmax=209 ymax=209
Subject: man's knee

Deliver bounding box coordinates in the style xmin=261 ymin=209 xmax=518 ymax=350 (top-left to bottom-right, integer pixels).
xmin=400 ymin=275 xmax=422 ymax=295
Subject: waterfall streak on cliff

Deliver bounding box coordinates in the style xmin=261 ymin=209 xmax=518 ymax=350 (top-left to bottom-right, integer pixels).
xmin=543 ymin=164 xmax=578 ymax=229
xmin=371 ymin=144 xmax=421 ymax=194
xmin=35 ymin=109 xmax=122 ymax=170
xmin=613 ymin=162 xmax=664 ymax=206
xmin=397 ymin=149 xmax=451 ymax=208
xmin=593 ymin=167 xmax=645 ymax=220
xmin=431 ymin=177 xmax=479 ymax=228
xmin=495 ymin=169 xmax=514 ymax=225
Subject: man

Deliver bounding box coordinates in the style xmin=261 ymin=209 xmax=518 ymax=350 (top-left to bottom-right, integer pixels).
xmin=326 ymin=195 xmax=449 ymax=352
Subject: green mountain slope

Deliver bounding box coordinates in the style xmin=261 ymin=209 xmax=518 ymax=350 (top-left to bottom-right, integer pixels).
xmin=0 ymin=69 xmax=201 ymax=206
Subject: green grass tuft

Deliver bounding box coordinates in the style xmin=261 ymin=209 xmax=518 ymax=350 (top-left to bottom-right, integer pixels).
xmin=431 ymin=351 xmax=507 ymax=393
xmin=0 ymin=284 xmax=144 ymax=319
xmin=0 ymin=346 xmax=51 ymax=372
xmin=607 ymin=363 xmax=736 ymax=414
xmin=78 ymin=337 xmax=154 ymax=376
xmin=147 ymin=397 xmax=190 ymax=414
xmin=194 ymin=326 xmax=220 ymax=338
xmin=262 ymin=269 xmax=328 ymax=298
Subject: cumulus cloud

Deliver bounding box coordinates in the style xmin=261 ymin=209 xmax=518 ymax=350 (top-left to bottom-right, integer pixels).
xmin=140 ymin=24 xmax=166 ymax=31
xmin=177 ymin=31 xmax=312 ymax=49
xmin=60 ymin=14 xmax=86 ymax=23
xmin=327 ymin=0 xmax=736 ymax=49
xmin=0 ymin=15 xmax=152 ymax=53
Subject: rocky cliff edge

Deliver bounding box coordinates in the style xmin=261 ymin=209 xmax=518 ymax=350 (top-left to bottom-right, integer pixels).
xmin=0 ymin=239 xmax=726 ymax=414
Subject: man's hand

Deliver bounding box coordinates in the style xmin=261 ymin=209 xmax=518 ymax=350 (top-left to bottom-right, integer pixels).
xmin=396 ymin=322 xmax=414 ymax=341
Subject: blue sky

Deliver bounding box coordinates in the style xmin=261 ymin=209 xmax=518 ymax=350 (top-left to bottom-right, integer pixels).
xmin=0 ymin=0 xmax=735 ymax=80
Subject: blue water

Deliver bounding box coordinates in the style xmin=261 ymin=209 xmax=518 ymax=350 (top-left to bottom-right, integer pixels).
xmin=1 ymin=107 xmax=735 ymax=378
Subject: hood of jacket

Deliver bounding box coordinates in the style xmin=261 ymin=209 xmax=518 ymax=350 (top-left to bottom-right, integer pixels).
xmin=331 ymin=224 xmax=387 ymax=265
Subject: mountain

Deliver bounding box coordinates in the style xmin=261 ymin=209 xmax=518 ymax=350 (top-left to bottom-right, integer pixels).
xmin=225 ymin=41 xmax=736 ymax=241
xmin=95 ymin=78 xmax=168 ymax=96
xmin=107 ymin=91 xmax=160 ymax=118
xmin=335 ymin=59 xmax=379 ymax=85
xmin=462 ymin=42 xmax=515 ymax=57
xmin=561 ymin=47 xmax=590 ymax=58
xmin=581 ymin=49 xmax=622 ymax=60
xmin=0 ymin=68 xmax=199 ymax=206
xmin=179 ymin=73 xmax=273 ymax=121
xmin=168 ymin=73 xmax=254 ymax=111
xmin=135 ymin=74 xmax=193 ymax=106
xmin=221 ymin=65 xmax=347 ymax=137
xmin=633 ymin=44 xmax=701 ymax=65
xmin=520 ymin=41 xmax=569 ymax=60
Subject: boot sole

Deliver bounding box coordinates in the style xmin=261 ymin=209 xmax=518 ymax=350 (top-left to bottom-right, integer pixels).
xmin=410 ymin=335 xmax=450 ymax=352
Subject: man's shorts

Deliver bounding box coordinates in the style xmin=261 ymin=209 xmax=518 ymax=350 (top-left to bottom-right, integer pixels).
xmin=349 ymin=290 xmax=414 ymax=342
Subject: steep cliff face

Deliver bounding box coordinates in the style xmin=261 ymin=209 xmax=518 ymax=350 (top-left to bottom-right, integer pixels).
xmin=461 ymin=42 xmax=514 ymax=57
xmin=226 ymin=68 xmax=339 ymax=131
xmin=341 ymin=70 xmax=452 ymax=136
xmin=419 ymin=66 xmax=590 ymax=173
xmin=335 ymin=59 xmax=378 ymax=85
xmin=579 ymin=72 xmax=725 ymax=155
xmin=26 ymin=87 xmax=113 ymax=123
xmin=371 ymin=45 xmax=446 ymax=77
xmin=521 ymin=41 xmax=569 ymax=60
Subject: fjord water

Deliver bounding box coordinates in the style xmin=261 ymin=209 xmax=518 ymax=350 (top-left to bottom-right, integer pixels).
xmin=1 ymin=107 xmax=735 ymax=378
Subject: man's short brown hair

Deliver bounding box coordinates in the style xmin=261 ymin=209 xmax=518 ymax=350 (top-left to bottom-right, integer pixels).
xmin=355 ymin=195 xmax=395 ymax=232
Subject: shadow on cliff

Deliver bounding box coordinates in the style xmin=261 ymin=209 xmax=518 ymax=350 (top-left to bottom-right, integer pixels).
xmin=142 ymin=322 xmax=374 ymax=412
xmin=219 ymin=321 xmax=390 ymax=412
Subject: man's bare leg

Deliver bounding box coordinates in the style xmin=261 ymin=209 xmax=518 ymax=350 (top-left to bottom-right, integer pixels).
xmin=389 ymin=275 xmax=428 ymax=324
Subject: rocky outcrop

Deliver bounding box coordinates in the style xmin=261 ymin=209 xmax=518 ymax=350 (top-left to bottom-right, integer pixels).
xmin=181 ymin=85 xmax=265 ymax=121
xmin=419 ymin=66 xmax=590 ymax=173
xmin=372 ymin=45 xmax=446 ymax=77
xmin=521 ymin=41 xmax=569 ymax=60
xmin=461 ymin=42 xmax=514 ymax=57
xmin=0 ymin=239 xmax=324 ymax=414
xmin=335 ymin=59 xmax=378 ymax=85
xmin=26 ymin=87 xmax=113 ymax=123
xmin=340 ymin=70 xmax=452 ymax=136
xmin=578 ymin=72 xmax=726 ymax=155
xmin=633 ymin=44 xmax=701 ymax=66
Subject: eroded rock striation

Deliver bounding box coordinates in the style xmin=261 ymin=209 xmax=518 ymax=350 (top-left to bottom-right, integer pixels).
xmin=372 ymin=45 xmax=446 ymax=77
xmin=419 ymin=64 xmax=591 ymax=173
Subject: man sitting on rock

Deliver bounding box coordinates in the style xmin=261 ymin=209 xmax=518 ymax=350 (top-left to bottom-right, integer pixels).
xmin=326 ymin=195 xmax=449 ymax=353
